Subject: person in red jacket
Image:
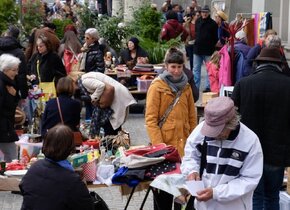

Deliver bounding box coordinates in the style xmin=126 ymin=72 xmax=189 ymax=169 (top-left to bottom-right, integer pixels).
xmin=161 ymin=10 xmax=188 ymax=42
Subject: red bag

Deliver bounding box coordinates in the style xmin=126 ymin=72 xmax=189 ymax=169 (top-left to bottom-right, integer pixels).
xmin=82 ymin=160 xmax=97 ymax=182
xmin=63 ymin=49 xmax=79 ymax=74
xmin=125 ymin=143 xmax=181 ymax=163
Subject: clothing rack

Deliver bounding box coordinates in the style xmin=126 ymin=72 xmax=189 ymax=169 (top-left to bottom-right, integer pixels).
xmin=236 ymin=13 xmax=256 ymax=20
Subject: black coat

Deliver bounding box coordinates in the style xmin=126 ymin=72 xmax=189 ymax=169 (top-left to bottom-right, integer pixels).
xmin=194 ymin=16 xmax=218 ymax=55
xmin=28 ymin=52 xmax=66 ymax=85
xmin=20 ymin=159 xmax=94 ymax=210
xmin=0 ymin=72 xmax=19 ymax=143
xmin=41 ymin=95 xmax=82 ymax=136
xmin=85 ymin=42 xmax=105 ymax=73
xmin=0 ymin=36 xmax=28 ymax=99
xmin=232 ymin=64 xmax=290 ymax=166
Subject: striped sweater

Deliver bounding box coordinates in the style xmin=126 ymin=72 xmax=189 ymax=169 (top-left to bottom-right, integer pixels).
xmin=181 ymin=122 xmax=263 ymax=210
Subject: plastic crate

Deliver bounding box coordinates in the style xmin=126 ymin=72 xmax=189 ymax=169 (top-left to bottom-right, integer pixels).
xmin=137 ymin=78 xmax=153 ymax=92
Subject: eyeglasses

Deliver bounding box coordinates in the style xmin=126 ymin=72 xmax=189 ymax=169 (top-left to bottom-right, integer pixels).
xmin=85 ymin=36 xmax=91 ymax=40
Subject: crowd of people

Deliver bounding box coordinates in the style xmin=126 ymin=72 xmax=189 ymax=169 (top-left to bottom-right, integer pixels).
xmin=0 ymin=0 xmax=289 ymax=210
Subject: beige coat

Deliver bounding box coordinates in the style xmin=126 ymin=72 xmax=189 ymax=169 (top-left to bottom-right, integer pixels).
xmin=145 ymin=78 xmax=197 ymax=157
xmin=81 ymin=72 xmax=136 ymax=129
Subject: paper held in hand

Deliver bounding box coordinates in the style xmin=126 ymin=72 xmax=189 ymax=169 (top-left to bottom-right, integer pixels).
xmin=185 ymin=180 xmax=205 ymax=196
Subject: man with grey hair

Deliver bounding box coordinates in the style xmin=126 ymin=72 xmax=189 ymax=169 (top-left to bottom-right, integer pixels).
xmin=232 ymin=47 xmax=290 ymax=210
xmin=181 ymin=96 xmax=263 ymax=210
xmin=0 ymin=54 xmax=22 ymax=162
xmin=265 ymin=34 xmax=281 ymax=48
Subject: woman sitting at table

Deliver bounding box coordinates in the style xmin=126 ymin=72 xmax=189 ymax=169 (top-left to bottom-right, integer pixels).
xmin=119 ymin=37 xmax=149 ymax=69
xmin=69 ymin=71 xmax=136 ymax=138
xmin=20 ymin=124 xmax=94 ymax=210
xmin=41 ymin=77 xmax=82 ymax=137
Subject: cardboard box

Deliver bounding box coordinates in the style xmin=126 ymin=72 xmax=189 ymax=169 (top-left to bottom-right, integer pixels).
xmin=202 ymin=92 xmax=219 ymax=105
xmin=137 ymin=78 xmax=153 ymax=92
xmin=287 ymin=167 xmax=290 ymax=195
xmin=69 ymin=153 xmax=88 ymax=168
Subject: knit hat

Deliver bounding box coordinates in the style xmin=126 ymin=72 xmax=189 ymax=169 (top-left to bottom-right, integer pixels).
xmin=129 ymin=37 xmax=139 ymax=46
xmin=201 ymin=97 xmax=235 ymax=137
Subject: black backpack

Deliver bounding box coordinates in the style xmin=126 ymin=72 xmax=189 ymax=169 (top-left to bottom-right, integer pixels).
xmin=90 ymin=191 xmax=110 ymax=210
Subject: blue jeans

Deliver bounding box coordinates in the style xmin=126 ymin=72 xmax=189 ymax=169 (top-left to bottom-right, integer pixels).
xmin=253 ymin=164 xmax=284 ymax=210
xmin=0 ymin=143 xmax=18 ymax=162
xmin=193 ymin=54 xmax=210 ymax=90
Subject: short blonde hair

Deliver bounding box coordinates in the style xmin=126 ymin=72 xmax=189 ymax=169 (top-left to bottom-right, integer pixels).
xmin=85 ymin=28 xmax=99 ymax=40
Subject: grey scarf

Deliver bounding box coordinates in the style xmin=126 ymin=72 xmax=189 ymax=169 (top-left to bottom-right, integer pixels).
xmin=159 ymin=70 xmax=188 ymax=92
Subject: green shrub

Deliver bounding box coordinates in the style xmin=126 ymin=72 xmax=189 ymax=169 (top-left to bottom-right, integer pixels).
xmin=22 ymin=0 xmax=44 ymax=36
xmin=52 ymin=18 xmax=73 ymax=40
xmin=0 ymin=0 xmax=19 ymax=34
xmin=75 ymin=3 xmax=98 ymax=39
xmin=138 ymin=37 xmax=181 ymax=64
xmin=128 ymin=3 xmax=182 ymax=64
xmin=97 ymin=15 xmax=131 ymax=53
xmin=129 ymin=3 xmax=162 ymax=42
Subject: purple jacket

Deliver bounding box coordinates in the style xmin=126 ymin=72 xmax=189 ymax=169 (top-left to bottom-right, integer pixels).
xmin=234 ymin=41 xmax=251 ymax=57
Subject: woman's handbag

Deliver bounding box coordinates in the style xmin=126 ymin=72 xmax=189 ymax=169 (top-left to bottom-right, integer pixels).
xmin=39 ymin=82 xmax=56 ymax=101
xmin=98 ymin=83 xmax=115 ymax=108
xmin=37 ymin=60 xmax=56 ymax=101
xmin=56 ymin=97 xmax=83 ymax=146
xmin=89 ymin=191 xmax=110 ymax=210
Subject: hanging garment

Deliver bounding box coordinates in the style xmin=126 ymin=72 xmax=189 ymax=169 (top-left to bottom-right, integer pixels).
xmin=218 ymin=45 xmax=232 ymax=88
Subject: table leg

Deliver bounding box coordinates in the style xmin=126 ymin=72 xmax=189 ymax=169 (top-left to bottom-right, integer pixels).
xmin=124 ymin=186 xmax=136 ymax=210
xmin=139 ymin=186 xmax=152 ymax=210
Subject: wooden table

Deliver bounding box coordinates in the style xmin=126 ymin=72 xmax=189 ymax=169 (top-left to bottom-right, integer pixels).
xmin=0 ymin=175 xmax=152 ymax=210
xmin=105 ymin=69 xmax=157 ymax=98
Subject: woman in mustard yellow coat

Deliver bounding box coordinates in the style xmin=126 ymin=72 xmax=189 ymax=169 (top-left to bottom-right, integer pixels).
xmin=145 ymin=48 xmax=197 ymax=157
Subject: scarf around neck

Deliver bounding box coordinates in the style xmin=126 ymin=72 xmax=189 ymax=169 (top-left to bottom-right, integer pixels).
xmin=159 ymin=70 xmax=188 ymax=92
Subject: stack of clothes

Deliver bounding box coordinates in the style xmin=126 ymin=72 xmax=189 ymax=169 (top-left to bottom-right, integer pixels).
xmin=112 ymin=143 xmax=181 ymax=187
xmin=132 ymin=64 xmax=154 ymax=73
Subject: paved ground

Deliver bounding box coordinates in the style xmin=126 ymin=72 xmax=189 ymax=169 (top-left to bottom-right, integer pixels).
xmin=0 ymin=64 xmax=208 ymax=209
xmin=0 ymin=113 xmax=154 ymax=210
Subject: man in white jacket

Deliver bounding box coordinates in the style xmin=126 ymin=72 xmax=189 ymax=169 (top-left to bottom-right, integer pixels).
xmin=181 ymin=96 xmax=263 ymax=210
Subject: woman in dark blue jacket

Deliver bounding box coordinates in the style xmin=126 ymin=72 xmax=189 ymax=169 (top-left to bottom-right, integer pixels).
xmin=41 ymin=77 xmax=81 ymax=136
xmin=20 ymin=125 xmax=94 ymax=210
